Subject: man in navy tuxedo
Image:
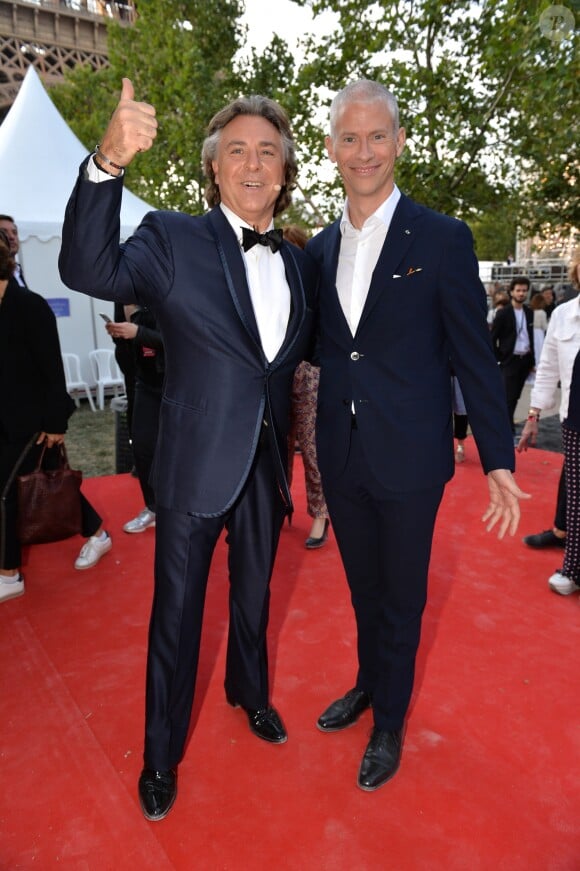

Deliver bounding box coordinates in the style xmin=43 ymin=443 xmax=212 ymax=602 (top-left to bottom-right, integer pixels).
xmin=59 ymin=80 xmax=317 ymax=820
xmin=307 ymin=80 xmax=529 ymax=792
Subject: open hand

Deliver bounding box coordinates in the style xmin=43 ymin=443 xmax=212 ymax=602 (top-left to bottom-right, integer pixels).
xmin=482 ymin=469 xmax=531 ymax=538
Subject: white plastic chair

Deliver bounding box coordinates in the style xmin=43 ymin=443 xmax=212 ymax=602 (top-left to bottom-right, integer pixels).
xmin=88 ymin=348 xmax=125 ymax=410
xmin=62 ymin=353 xmax=96 ymax=412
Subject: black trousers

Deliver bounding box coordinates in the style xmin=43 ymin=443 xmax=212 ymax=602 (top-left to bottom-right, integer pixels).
xmin=131 ymin=380 xmax=161 ymax=510
xmin=554 ymin=461 xmax=567 ymax=532
xmin=453 ymin=414 xmax=468 ymax=440
xmin=323 ymin=426 xmax=444 ymax=732
xmin=144 ymin=434 xmax=287 ymax=771
xmin=0 ymin=432 xmax=102 ymax=569
xmin=499 ymin=352 xmax=534 ymax=432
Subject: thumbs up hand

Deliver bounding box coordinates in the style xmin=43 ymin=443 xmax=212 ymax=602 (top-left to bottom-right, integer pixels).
xmin=96 ymin=78 xmax=158 ymax=172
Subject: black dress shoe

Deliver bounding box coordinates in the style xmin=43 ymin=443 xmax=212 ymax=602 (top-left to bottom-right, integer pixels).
xmin=305 ymin=518 xmax=330 ymax=549
xmin=523 ymin=529 xmax=566 ymax=549
xmin=317 ymin=687 xmax=371 ymax=732
xmin=357 ymin=727 xmax=404 ymax=791
xmin=138 ymin=767 xmax=177 ymax=821
xmin=228 ymin=698 xmax=288 ymax=743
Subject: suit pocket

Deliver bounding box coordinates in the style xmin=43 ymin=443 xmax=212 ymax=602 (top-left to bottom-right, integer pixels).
xmin=164 ymin=394 xmax=207 ymax=414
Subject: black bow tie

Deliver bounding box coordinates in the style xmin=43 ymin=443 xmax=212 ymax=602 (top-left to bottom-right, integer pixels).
xmin=241 ymin=226 xmax=283 ymax=253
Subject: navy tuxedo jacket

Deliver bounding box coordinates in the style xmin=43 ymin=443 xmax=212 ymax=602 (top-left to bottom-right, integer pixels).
xmin=307 ymin=194 xmax=514 ymax=493
xmin=59 ymin=159 xmax=317 ymax=517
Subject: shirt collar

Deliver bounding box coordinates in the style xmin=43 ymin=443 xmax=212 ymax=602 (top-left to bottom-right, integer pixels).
xmin=340 ymin=185 xmax=401 ymax=236
xmin=220 ymin=203 xmax=275 ymax=246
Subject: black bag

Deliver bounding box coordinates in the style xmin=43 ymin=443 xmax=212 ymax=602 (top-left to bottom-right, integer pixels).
xmin=17 ymin=443 xmax=82 ymax=545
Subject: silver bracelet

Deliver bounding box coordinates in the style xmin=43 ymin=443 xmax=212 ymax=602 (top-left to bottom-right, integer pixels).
xmin=95 ymin=144 xmax=125 ymax=171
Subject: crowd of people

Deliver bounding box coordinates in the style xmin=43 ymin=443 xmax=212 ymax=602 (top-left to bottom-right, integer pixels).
xmin=1 ymin=77 xmax=576 ymax=823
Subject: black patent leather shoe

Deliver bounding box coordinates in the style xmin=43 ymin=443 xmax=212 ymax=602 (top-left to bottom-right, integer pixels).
xmin=305 ymin=518 xmax=330 ymax=549
xmin=357 ymin=727 xmax=404 ymax=791
xmin=228 ymin=698 xmax=288 ymax=743
xmin=138 ymin=767 xmax=177 ymax=821
xmin=317 ymin=687 xmax=371 ymax=732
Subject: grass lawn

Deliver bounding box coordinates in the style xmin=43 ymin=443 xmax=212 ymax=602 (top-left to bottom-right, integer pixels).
xmin=65 ymin=400 xmax=117 ymax=477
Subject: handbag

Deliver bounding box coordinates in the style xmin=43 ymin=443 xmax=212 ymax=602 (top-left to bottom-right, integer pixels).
xmin=17 ymin=443 xmax=83 ymax=545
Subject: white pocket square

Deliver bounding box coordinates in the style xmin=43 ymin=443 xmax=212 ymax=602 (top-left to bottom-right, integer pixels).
xmin=393 ymin=267 xmax=423 ymax=279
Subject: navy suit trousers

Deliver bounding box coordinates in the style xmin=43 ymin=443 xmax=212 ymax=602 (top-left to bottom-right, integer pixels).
xmin=323 ymin=426 xmax=444 ymax=732
xmin=144 ymin=432 xmax=286 ymax=771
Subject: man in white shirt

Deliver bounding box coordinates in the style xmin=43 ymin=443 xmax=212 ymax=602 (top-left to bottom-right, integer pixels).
xmin=307 ymin=80 xmax=528 ymax=792
xmin=59 ymin=80 xmax=317 ymax=821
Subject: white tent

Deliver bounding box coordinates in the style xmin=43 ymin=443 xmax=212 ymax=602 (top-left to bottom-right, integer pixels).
xmin=0 ymin=66 xmax=154 ymax=383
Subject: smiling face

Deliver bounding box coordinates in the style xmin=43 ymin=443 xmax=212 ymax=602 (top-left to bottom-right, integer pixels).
xmin=326 ymin=99 xmax=406 ymax=225
xmin=211 ymin=114 xmax=286 ymax=231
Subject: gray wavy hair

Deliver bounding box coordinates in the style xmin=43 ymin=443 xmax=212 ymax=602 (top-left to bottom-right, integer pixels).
xmin=202 ymin=96 xmax=297 ymax=217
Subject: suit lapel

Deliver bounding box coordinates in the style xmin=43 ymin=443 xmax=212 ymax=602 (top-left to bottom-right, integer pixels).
xmin=277 ymin=243 xmax=306 ymax=364
xmin=321 ymin=221 xmax=352 ymax=340
xmin=206 ymin=207 xmax=262 ymax=348
xmin=356 ymin=194 xmax=420 ymax=334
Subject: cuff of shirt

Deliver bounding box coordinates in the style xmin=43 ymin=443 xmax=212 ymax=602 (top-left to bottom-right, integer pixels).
xmin=86 ymin=153 xmax=122 ymax=183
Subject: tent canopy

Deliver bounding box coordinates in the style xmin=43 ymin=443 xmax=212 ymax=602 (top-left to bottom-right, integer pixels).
xmin=0 ymin=66 xmax=155 ymax=387
xmin=0 ymin=65 xmax=151 ymax=240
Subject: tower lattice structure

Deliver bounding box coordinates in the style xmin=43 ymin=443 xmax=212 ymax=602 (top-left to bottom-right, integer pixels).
xmin=0 ymin=0 xmax=135 ymax=119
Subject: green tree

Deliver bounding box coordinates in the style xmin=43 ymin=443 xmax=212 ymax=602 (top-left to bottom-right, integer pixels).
xmin=50 ymin=65 xmax=119 ymax=165
xmin=51 ymin=0 xmax=246 ymax=212
xmin=288 ymin=0 xmax=578 ymax=239
xmin=470 ymin=207 xmax=519 ymax=262
xmin=241 ymin=34 xmax=328 ymax=226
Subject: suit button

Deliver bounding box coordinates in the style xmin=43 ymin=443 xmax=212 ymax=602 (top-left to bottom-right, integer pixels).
xmin=350 ymin=351 xmax=360 ymax=361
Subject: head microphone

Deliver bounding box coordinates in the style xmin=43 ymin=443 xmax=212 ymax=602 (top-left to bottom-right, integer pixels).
xmin=272 ymin=184 xmax=282 ymax=191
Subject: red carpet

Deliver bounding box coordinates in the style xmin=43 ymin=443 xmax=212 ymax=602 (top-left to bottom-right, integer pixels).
xmin=1 ymin=445 xmax=579 ymax=870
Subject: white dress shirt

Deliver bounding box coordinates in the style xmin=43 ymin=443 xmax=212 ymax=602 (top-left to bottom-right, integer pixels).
xmin=13 ymin=262 xmax=26 ymax=287
xmin=513 ymin=307 xmax=531 ymax=354
xmin=336 ymin=186 xmax=401 ymax=336
xmin=219 ymin=204 xmax=290 ymax=363
xmin=86 ymin=156 xmax=289 ymax=363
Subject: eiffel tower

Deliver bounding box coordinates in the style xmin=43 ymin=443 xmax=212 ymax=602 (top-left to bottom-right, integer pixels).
xmin=0 ymin=0 xmax=135 ymax=121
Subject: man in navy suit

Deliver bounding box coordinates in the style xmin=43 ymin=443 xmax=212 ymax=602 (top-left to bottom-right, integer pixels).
xmin=59 ymin=80 xmax=317 ymax=820
xmin=307 ymin=80 xmax=529 ymax=792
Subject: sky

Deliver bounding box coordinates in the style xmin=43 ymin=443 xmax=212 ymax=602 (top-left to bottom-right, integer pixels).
xmin=239 ymin=0 xmax=336 ymax=54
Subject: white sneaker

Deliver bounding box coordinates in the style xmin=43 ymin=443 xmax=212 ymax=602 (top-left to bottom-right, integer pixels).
xmin=0 ymin=573 xmax=24 ymax=603
xmin=548 ymin=570 xmax=580 ymax=596
xmin=74 ymin=533 xmax=112 ymax=571
xmin=123 ymin=508 xmax=156 ymax=534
